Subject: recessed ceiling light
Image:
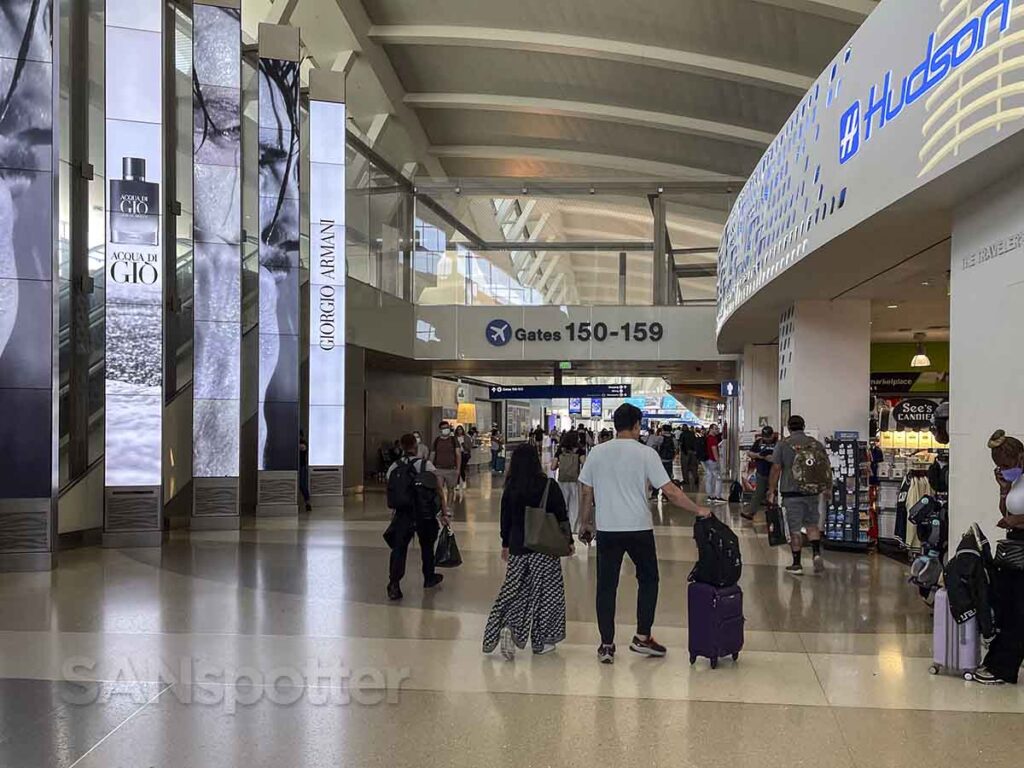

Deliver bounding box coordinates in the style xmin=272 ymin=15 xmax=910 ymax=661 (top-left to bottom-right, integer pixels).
xmin=887 ymin=304 xmax=898 ymax=309
xmin=921 ymin=280 xmax=931 ymax=286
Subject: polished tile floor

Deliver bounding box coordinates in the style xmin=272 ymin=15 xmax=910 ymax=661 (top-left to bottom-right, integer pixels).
xmin=1 ymin=469 xmax=1021 ymax=767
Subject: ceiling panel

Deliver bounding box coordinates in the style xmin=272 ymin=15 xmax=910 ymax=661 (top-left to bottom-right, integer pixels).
xmin=417 ymin=110 xmax=762 ymax=178
xmin=363 ymin=0 xmax=859 ymax=76
xmin=383 ymin=45 xmax=799 ymax=133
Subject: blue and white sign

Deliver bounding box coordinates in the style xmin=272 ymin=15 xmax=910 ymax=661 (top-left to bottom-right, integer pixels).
xmin=568 ymin=397 xmax=582 ymax=415
xmin=489 ymin=384 xmax=632 ymax=400
xmin=590 ymin=398 xmax=603 ymax=419
xmin=721 ymin=380 xmax=740 ymax=398
xmin=839 ymin=0 xmax=1012 ymax=165
xmin=485 ymin=318 xmax=512 ymax=347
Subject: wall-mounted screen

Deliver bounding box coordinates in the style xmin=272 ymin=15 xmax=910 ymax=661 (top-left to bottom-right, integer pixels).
xmin=257 ymin=55 xmax=299 ymax=471
xmin=308 ymin=99 xmax=345 ymax=468
xmin=104 ymin=0 xmax=163 ymax=487
xmin=192 ymin=2 xmax=241 ymax=478
xmin=0 ymin=0 xmax=56 ymax=500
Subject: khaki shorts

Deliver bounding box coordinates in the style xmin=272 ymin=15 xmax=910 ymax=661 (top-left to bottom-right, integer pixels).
xmin=783 ymin=495 xmax=821 ymax=532
xmin=435 ymin=468 xmax=459 ymax=491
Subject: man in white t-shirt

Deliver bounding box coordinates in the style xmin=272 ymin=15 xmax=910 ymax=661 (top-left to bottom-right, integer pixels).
xmin=579 ymin=403 xmax=710 ymax=664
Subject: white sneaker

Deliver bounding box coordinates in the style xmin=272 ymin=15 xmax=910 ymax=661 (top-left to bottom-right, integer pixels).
xmin=499 ymin=627 xmax=516 ymax=661
xmin=533 ymin=644 xmax=557 ymax=655
xmin=813 ymin=555 xmax=825 ymax=573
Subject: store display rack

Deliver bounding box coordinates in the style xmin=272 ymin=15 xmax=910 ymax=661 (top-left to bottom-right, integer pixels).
xmin=824 ymin=438 xmax=871 ymax=552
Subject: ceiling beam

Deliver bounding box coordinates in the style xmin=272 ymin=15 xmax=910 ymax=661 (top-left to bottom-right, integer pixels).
xmin=368 ymin=25 xmax=813 ymax=93
xmin=429 ymin=146 xmax=743 ymax=180
xmin=750 ymin=0 xmax=876 ymax=24
xmin=404 ymin=93 xmax=774 ymax=146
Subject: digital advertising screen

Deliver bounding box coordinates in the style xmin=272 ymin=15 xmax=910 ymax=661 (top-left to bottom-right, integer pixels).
xmin=0 ymin=0 xmax=56 ymax=500
xmin=104 ymin=0 xmax=163 ymax=487
xmin=590 ymin=398 xmax=602 ymax=419
xmin=568 ymin=397 xmax=582 ymax=416
xmin=308 ymin=97 xmax=346 ymax=469
xmin=192 ymin=2 xmax=241 ymax=479
xmin=257 ymin=52 xmax=300 ymax=471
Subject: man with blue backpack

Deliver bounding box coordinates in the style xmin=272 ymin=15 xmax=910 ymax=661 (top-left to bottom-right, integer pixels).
xmin=385 ymin=433 xmax=451 ymax=600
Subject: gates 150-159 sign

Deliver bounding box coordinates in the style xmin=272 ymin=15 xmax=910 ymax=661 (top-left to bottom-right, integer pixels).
xmin=486 ymin=319 xmax=664 ymax=346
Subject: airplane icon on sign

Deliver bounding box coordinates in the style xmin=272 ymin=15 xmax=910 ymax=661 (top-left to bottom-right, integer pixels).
xmin=486 ymin=319 xmax=512 ymax=347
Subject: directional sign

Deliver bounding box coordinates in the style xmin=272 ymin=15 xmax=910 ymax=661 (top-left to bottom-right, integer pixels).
xmin=488 ymin=384 xmax=632 ymax=400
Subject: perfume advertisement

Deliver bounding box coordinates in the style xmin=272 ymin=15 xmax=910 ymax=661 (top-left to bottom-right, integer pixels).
xmin=104 ymin=0 xmax=163 ymax=487
xmin=192 ymin=3 xmax=241 ymax=478
xmin=0 ymin=0 xmax=54 ymax=500
xmin=257 ymin=57 xmax=300 ymax=471
xmin=308 ymin=99 xmax=346 ymax=469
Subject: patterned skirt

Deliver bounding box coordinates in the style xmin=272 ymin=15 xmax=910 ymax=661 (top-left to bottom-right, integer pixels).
xmin=482 ymin=552 xmax=567 ymax=653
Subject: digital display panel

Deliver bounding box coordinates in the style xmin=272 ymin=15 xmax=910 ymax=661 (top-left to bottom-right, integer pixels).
xmin=0 ymin=0 xmax=55 ymax=500
xmin=192 ymin=2 xmax=241 ymax=478
xmin=104 ymin=0 xmax=163 ymax=487
xmin=590 ymin=398 xmax=602 ymax=419
xmin=257 ymin=54 xmax=299 ymax=471
xmin=308 ymin=98 xmax=345 ymax=468
xmin=568 ymin=397 xmax=582 ymax=416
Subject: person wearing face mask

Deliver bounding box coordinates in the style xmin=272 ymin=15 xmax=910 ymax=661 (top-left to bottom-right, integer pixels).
xmin=431 ymin=421 xmax=462 ymax=499
xmin=972 ymin=430 xmax=1024 ymax=685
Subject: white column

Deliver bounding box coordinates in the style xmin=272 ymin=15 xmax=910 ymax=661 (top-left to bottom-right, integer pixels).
xmin=778 ymin=300 xmax=870 ymax=439
xmin=739 ymin=343 xmax=779 ymax=435
xmin=949 ymin=167 xmax=1024 ymax=544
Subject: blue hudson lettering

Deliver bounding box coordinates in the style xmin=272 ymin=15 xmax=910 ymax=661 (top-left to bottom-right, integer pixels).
xmin=839 ymin=0 xmax=1013 ymax=164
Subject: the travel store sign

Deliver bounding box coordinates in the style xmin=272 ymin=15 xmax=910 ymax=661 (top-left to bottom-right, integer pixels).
xmin=839 ymin=0 xmax=1012 ymax=165
xmin=485 ymin=318 xmax=665 ymax=347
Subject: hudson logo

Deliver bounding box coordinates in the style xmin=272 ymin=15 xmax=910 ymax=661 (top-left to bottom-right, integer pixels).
xmin=485 ymin=319 xmax=512 ymax=346
xmin=838 ymin=0 xmax=1013 ymax=165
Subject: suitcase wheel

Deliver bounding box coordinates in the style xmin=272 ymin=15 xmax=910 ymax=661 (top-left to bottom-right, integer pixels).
xmin=963 ymin=670 xmax=975 ymax=682
xmin=928 ymin=664 xmax=940 ymax=675
xmin=732 ymin=653 xmax=739 ymax=662
xmin=689 ymin=654 xmax=696 ymax=665
xmin=710 ymin=657 xmax=719 ymax=669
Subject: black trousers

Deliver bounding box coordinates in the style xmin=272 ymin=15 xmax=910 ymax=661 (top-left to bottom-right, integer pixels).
xmin=389 ymin=518 xmax=439 ymax=586
xmin=983 ymin=566 xmax=1024 ymax=683
xmin=596 ymin=530 xmax=659 ymax=645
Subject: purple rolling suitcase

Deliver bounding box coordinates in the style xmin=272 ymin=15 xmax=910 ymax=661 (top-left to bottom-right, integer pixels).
xmin=930 ymin=588 xmax=980 ymax=679
xmin=687 ymin=581 xmax=744 ymax=669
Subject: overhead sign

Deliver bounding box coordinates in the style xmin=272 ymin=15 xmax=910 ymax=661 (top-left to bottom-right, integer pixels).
xmin=485 ymin=318 xmax=664 ymax=346
xmin=568 ymin=397 xmax=582 ymax=415
xmin=590 ymin=398 xmax=603 ymax=419
xmin=870 ymin=371 xmax=948 ymax=394
xmin=489 ymin=384 xmax=632 ymax=400
xmin=721 ymin=380 xmax=739 ymax=398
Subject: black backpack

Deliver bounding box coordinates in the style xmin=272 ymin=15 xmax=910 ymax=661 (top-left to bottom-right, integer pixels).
xmin=728 ymin=481 xmax=742 ymax=503
xmin=695 ymin=436 xmax=709 ymax=463
xmin=658 ymin=435 xmax=676 ymax=462
xmin=689 ymin=515 xmax=742 ymax=588
xmin=386 ymin=458 xmax=421 ymax=512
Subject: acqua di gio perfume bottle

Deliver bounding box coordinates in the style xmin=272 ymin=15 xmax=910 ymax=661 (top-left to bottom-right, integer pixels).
xmin=109 ymin=157 xmax=160 ymax=246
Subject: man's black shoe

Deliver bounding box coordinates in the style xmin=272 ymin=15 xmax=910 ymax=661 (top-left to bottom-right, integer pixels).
xmin=387 ymin=582 xmax=403 ymax=600
xmin=424 ymin=574 xmax=444 ymax=589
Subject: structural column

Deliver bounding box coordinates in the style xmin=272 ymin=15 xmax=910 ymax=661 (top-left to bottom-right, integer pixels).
xmin=102 ymin=0 xmax=165 ymax=547
xmin=739 ymin=343 xmax=779 ymax=436
xmin=0 ymin=0 xmax=60 ymax=570
xmin=948 ymin=167 xmax=1024 ymax=544
xmin=777 ymin=300 xmax=870 ymax=439
xmin=191 ymin=0 xmax=243 ymax=528
xmin=307 ymin=68 xmax=347 ymax=505
xmin=255 ymin=23 xmax=301 ymax=516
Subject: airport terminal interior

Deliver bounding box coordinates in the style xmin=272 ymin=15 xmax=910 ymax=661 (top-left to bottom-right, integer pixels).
xmin=2 ymin=0 xmax=1024 ymax=765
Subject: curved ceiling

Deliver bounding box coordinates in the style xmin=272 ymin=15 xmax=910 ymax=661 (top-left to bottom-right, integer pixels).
xmin=245 ymin=0 xmax=877 ymax=303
